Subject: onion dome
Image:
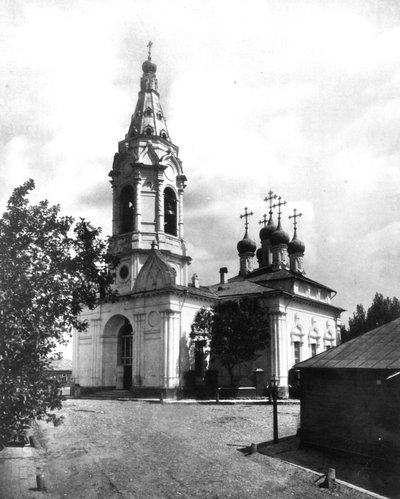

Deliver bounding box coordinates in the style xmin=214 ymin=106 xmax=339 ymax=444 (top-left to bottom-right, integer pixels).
xmin=288 ymin=229 xmax=305 ymax=254
xmin=259 ymin=218 xmax=277 ymax=241
xmin=256 ymin=247 xmax=263 ymax=262
xmin=270 ymin=221 xmax=290 ymax=246
xmin=142 ymin=59 xmax=157 ymax=74
xmin=237 ymin=230 xmax=256 ymax=254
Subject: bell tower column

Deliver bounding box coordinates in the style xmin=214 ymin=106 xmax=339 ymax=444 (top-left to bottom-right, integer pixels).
xmin=156 ymin=171 xmax=165 ymax=233
xmin=133 ymin=168 xmax=142 ymax=233
xmin=177 ymin=175 xmax=186 ymax=239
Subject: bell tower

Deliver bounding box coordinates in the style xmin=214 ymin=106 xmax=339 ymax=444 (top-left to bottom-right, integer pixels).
xmin=109 ymin=43 xmax=190 ymax=294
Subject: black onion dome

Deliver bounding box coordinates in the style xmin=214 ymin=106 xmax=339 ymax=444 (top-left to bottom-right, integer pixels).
xmin=142 ymin=59 xmax=157 ymax=73
xmin=288 ymin=231 xmax=305 ymax=254
xmin=237 ymin=231 xmax=256 ymax=254
xmin=259 ymin=219 xmax=277 ymax=241
xmin=270 ymin=223 xmax=290 ymax=246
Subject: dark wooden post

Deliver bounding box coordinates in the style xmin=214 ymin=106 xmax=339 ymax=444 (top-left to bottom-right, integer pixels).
xmin=272 ymin=386 xmax=278 ymax=444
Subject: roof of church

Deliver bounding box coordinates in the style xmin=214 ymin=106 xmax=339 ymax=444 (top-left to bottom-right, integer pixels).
xmin=234 ymin=268 xmax=336 ymax=293
xmin=209 ymin=280 xmax=275 ymax=299
xmin=47 ymin=358 xmax=72 ymax=372
xmin=295 ymin=317 xmax=400 ymax=370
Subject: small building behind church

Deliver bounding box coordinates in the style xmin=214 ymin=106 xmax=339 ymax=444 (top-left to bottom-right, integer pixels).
xmin=295 ymin=317 xmax=400 ymax=459
xmin=47 ymin=353 xmax=73 ymax=386
xmin=72 ymin=46 xmax=343 ymax=398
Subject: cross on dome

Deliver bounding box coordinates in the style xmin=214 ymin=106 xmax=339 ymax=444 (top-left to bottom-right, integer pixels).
xmin=240 ymin=207 xmax=254 ymax=231
xmin=147 ymin=41 xmax=153 ymax=60
xmin=289 ymin=208 xmax=303 ymax=229
xmin=264 ymin=190 xmax=277 ymax=217
xmin=259 ymin=214 xmax=268 ymax=227
xmin=272 ymin=196 xmax=287 ymax=223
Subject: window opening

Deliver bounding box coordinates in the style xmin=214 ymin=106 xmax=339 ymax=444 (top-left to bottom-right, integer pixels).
xmin=164 ymin=187 xmax=177 ymax=236
xmin=311 ymin=343 xmax=317 ymax=357
xmin=120 ymin=185 xmax=135 ymax=233
xmin=293 ymin=341 xmax=301 ymax=364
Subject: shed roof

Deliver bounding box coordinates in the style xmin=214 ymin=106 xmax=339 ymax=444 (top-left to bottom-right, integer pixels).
xmin=295 ymin=317 xmax=400 ymax=370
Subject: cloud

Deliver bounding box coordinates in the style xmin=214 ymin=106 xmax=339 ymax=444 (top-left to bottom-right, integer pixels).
xmin=1 ymin=0 xmax=400 ymax=336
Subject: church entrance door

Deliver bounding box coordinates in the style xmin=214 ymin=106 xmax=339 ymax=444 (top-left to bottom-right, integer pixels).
xmin=123 ymin=365 xmax=132 ymax=389
xmin=119 ymin=319 xmax=134 ymax=390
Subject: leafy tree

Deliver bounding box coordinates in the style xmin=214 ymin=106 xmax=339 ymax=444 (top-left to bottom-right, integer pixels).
xmin=191 ymin=298 xmax=269 ymax=386
xmin=344 ymin=293 xmax=400 ymax=342
xmin=0 ymin=180 xmax=116 ymax=446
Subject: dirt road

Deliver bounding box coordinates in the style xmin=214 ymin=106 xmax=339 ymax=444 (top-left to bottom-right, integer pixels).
xmin=33 ymin=399 xmax=370 ymax=498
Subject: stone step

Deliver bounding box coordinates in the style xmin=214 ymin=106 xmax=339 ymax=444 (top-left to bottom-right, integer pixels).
xmin=83 ymin=390 xmax=135 ymax=400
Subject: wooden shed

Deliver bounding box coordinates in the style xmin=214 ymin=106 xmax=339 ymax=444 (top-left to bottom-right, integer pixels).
xmin=295 ymin=318 xmax=400 ymax=460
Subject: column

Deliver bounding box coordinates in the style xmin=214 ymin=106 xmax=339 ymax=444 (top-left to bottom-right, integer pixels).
xmin=133 ymin=313 xmax=145 ymax=385
xmin=168 ymin=312 xmax=180 ymax=388
xmin=111 ymin=183 xmax=119 ymax=236
xmin=160 ymin=311 xmax=180 ymax=389
xmin=156 ymin=172 xmax=164 ymax=233
xmin=178 ymin=187 xmax=184 ymax=239
xmin=91 ymin=319 xmax=101 ymax=386
xmin=277 ymin=312 xmax=289 ymax=395
xmin=133 ymin=169 xmax=142 ymax=233
xmin=269 ymin=310 xmax=288 ymax=398
xmin=161 ymin=311 xmax=169 ymax=388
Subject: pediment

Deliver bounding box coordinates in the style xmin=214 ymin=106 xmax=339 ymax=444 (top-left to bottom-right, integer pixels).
xmin=135 ymin=250 xmax=176 ymax=292
xmin=138 ymin=141 xmax=159 ymax=165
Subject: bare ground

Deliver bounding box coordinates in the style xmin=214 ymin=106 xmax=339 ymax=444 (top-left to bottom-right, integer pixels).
xmin=32 ymin=399 xmax=372 ymax=499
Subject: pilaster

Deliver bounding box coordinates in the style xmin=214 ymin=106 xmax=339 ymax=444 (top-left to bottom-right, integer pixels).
xmin=161 ymin=310 xmax=180 ymax=389
xmin=91 ymin=318 xmax=102 ymax=386
xmin=133 ymin=168 xmax=142 ymax=233
xmin=133 ymin=313 xmax=146 ymax=385
xmin=269 ymin=310 xmax=289 ymax=398
xmin=156 ymin=172 xmax=164 ymax=233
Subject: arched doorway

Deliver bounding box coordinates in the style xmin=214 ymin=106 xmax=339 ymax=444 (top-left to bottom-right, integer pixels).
xmin=118 ymin=319 xmax=133 ymax=389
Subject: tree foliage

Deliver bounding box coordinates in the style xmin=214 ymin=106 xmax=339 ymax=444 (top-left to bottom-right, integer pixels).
xmin=0 ymin=180 xmax=117 ymax=446
xmin=190 ymin=298 xmax=269 ymax=385
xmin=343 ymin=292 xmax=400 ymax=342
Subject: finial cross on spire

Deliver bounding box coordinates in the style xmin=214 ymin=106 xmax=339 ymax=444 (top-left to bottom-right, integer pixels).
xmin=240 ymin=207 xmax=254 ymax=231
xmin=259 ymin=214 xmax=268 ymax=227
xmin=147 ymin=41 xmax=153 ymax=60
xmin=264 ymin=190 xmax=277 ymax=216
xmin=289 ymin=208 xmax=303 ymax=229
xmin=272 ymin=196 xmax=287 ymax=222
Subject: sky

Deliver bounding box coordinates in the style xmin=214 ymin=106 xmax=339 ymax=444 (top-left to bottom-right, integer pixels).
xmin=2 ymin=0 xmax=400 ymax=356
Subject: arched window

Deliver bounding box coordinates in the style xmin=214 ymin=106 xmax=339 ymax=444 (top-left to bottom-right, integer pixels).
xmin=120 ymin=185 xmax=135 ymax=233
xmin=144 ymin=108 xmax=153 ymax=117
xmin=160 ymin=130 xmax=167 ymax=139
xmin=164 ymin=187 xmax=177 ymax=236
xmin=145 ymin=127 xmax=153 ymax=136
xmin=119 ymin=320 xmax=133 ymax=366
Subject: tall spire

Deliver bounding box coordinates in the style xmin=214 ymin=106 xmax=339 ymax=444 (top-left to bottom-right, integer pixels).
xmin=126 ymin=42 xmax=171 ymax=142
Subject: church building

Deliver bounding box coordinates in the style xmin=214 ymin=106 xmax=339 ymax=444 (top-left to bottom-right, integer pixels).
xmin=72 ymin=46 xmax=343 ymax=397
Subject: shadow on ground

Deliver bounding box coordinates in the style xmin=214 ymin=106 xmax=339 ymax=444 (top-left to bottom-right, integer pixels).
xmin=247 ymin=435 xmax=400 ymax=499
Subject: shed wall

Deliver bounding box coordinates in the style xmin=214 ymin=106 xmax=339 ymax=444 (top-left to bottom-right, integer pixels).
xmin=300 ymin=368 xmax=400 ymax=458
